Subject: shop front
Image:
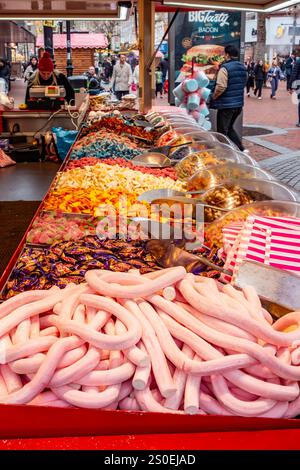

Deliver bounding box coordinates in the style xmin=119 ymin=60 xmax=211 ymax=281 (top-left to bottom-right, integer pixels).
xmin=266 ymin=14 xmax=300 ymax=62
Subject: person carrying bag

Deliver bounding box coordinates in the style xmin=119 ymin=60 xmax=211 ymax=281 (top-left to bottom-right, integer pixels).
xmin=268 ymin=60 xmax=281 ymax=99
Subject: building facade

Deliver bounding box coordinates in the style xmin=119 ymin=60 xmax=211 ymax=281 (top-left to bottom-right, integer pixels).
xmin=245 ymin=9 xmax=300 ymax=63
xmin=266 ymin=13 xmax=300 ymax=60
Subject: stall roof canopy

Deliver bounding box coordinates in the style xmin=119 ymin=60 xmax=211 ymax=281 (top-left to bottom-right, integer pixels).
xmin=159 ymin=0 xmax=299 ymax=13
xmin=0 ymin=0 xmax=298 ymax=17
xmin=0 ymin=21 xmax=35 ymax=43
xmin=36 ymin=33 xmax=108 ymax=49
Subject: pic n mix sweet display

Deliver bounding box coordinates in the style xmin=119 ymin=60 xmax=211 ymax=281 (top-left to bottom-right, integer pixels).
xmin=1 ymin=103 xmax=300 ymax=421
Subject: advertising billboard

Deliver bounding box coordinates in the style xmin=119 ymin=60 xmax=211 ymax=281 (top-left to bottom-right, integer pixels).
xmin=173 ymin=10 xmax=242 ymax=84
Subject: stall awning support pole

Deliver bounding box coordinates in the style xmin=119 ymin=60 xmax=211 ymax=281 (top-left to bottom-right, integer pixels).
xmin=66 ymin=20 xmax=74 ymax=77
xmin=43 ymin=25 xmax=54 ymax=60
xmin=146 ymin=9 xmax=179 ymax=73
xmin=138 ymin=0 xmax=155 ymax=113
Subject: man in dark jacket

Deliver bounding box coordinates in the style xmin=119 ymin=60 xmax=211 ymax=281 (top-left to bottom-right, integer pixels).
xmin=285 ymin=52 xmax=295 ymax=90
xmin=85 ymin=66 xmax=103 ymax=94
xmin=160 ymin=56 xmax=168 ymax=84
xmin=211 ymin=44 xmax=247 ymax=151
xmin=290 ymin=49 xmax=300 ymax=127
xmin=102 ymin=59 xmax=113 ymax=83
xmin=254 ymin=60 xmax=264 ymax=99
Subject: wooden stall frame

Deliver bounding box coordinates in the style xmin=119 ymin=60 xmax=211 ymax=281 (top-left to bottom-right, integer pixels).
xmin=138 ymin=0 xmax=155 ymax=113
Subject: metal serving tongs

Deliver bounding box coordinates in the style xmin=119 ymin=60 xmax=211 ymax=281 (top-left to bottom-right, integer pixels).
xmin=130 ymin=217 xmax=231 ymax=275
xmin=138 ymin=190 xmax=229 ymax=218
xmin=150 ymin=196 xmax=229 ymax=214
xmin=123 ymin=132 xmax=192 ymax=156
xmin=122 ymin=133 xmax=153 ymax=146
xmin=146 ymin=240 xmax=232 ymax=275
xmin=122 ymin=115 xmax=163 ymax=130
xmin=149 ymin=141 xmax=193 ymax=157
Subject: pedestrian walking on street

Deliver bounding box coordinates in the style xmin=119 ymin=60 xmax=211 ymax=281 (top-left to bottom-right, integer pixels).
xmin=132 ymin=62 xmax=139 ymax=96
xmin=0 ymin=58 xmax=10 ymax=93
xmin=290 ymin=49 xmax=300 ymax=127
xmin=160 ymin=55 xmax=168 ymax=86
xmin=110 ymin=57 xmax=117 ymax=93
xmin=102 ymin=58 xmax=113 ymax=83
xmin=24 ymin=56 xmax=38 ymax=82
xmin=254 ymin=60 xmax=264 ymax=99
xmin=163 ymin=71 xmax=169 ymax=95
xmin=110 ymin=54 xmax=133 ymax=101
xmin=211 ymin=44 xmax=247 ymax=152
xmin=85 ymin=66 xmax=103 ymax=95
xmin=268 ymin=60 xmax=281 ymax=99
xmin=245 ymin=57 xmax=255 ymax=96
xmin=285 ymin=52 xmax=295 ymax=90
xmin=155 ymin=66 xmax=163 ymax=99
xmin=263 ymin=61 xmax=269 ymax=87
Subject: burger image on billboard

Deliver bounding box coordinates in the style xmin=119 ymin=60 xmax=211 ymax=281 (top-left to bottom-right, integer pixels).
xmin=181 ymin=44 xmax=224 ymax=79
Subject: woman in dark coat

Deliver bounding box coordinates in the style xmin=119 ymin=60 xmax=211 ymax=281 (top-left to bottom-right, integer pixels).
xmin=0 ymin=58 xmax=10 ymax=93
xmin=254 ymin=60 xmax=264 ymax=99
xmin=290 ymin=52 xmax=300 ymax=126
xmin=245 ymin=59 xmax=255 ymax=96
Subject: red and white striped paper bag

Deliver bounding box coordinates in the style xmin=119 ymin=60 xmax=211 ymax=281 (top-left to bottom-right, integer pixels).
xmin=221 ymin=215 xmax=300 ymax=284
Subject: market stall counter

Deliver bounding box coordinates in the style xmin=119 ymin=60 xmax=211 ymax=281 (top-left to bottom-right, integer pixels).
xmin=0 ymin=109 xmax=78 ymax=135
xmin=2 ymin=428 xmax=300 ymax=450
xmin=0 ymin=98 xmax=89 ymax=137
xmin=0 ymin=95 xmax=89 ymax=163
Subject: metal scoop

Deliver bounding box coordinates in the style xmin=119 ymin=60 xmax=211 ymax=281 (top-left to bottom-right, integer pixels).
xmin=130 ymin=217 xmax=230 ymax=275
xmin=122 ymin=133 xmax=153 ymax=145
xmin=233 ymin=260 xmax=300 ymax=318
xmin=133 ymin=119 xmax=166 ymax=130
xmin=132 ymin=152 xmax=172 ymax=168
xmin=149 ymin=141 xmax=192 ymax=157
xmin=132 ymin=142 xmax=192 ymax=168
xmin=138 ymin=189 xmax=187 ymax=202
xmin=133 ymin=119 xmax=154 ymax=128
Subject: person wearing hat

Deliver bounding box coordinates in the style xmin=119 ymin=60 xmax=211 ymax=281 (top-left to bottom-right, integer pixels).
xmin=25 ymin=52 xmax=75 ymax=104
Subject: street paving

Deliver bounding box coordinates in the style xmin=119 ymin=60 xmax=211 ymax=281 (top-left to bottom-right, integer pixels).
xmin=261 ymin=153 xmax=300 ymax=191
xmin=241 ymin=82 xmax=300 ymax=191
